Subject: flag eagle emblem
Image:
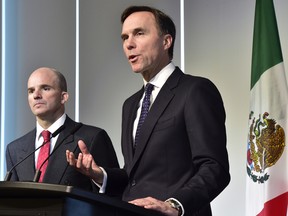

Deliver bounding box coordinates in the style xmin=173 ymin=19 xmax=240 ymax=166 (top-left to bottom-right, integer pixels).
xmin=247 ymin=111 xmax=285 ymax=184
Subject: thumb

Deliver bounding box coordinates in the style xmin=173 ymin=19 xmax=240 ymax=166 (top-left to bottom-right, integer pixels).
xmin=78 ymin=140 xmax=90 ymax=154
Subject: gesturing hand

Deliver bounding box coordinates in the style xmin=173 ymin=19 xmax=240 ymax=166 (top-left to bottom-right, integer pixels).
xmin=66 ymin=140 xmax=104 ymax=184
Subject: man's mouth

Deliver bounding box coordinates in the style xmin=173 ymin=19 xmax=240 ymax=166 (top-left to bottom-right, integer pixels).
xmin=34 ymin=102 xmax=45 ymax=107
xmin=128 ymin=55 xmax=138 ymax=62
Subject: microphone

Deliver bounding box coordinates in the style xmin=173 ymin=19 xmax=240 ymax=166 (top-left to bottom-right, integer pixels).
xmin=4 ymin=125 xmax=65 ymax=181
xmin=33 ymin=123 xmax=83 ymax=182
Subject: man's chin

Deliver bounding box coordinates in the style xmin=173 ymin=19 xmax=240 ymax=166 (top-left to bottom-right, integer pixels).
xmin=33 ymin=111 xmax=47 ymax=118
xmin=131 ymin=67 xmax=143 ymax=74
xmin=130 ymin=64 xmax=143 ymax=73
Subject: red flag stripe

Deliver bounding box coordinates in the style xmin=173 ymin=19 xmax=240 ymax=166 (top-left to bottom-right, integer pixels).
xmin=257 ymin=192 xmax=288 ymax=216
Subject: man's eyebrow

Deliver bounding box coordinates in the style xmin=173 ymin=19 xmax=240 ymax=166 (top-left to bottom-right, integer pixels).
xmin=133 ymin=27 xmax=145 ymax=33
xmin=121 ymin=33 xmax=127 ymax=39
xmin=121 ymin=27 xmax=145 ymax=38
xmin=27 ymin=84 xmax=51 ymax=90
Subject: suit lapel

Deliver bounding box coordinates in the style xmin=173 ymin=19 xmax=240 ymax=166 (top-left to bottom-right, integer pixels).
xmin=18 ymin=130 xmax=37 ymax=180
xmin=125 ymin=89 xmax=144 ymax=167
xmin=43 ymin=117 xmax=78 ymax=183
xmin=129 ymin=68 xmax=183 ymax=173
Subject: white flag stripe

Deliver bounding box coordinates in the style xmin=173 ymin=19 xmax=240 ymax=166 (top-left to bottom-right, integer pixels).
xmin=246 ymin=62 xmax=288 ymax=216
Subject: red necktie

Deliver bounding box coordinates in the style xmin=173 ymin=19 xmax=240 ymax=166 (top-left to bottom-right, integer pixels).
xmin=37 ymin=130 xmax=51 ymax=182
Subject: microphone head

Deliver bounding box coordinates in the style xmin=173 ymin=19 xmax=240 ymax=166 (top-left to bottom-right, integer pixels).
xmin=33 ymin=170 xmax=41 ymax=182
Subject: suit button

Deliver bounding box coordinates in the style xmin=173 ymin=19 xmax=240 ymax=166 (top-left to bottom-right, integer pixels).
xmin=131 ymin=180 xmax=136 ymax=186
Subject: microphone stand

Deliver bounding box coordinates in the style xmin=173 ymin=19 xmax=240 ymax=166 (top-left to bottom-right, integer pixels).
xmin=4 ymin=125 xmax=65 ymax=181
xmin=33 ymin=123 xmax=83 ymax=182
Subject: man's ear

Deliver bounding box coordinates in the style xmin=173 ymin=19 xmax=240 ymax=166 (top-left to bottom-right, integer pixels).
xmin=163 ymin=34 xmax=173 ymax=50
xmin=61 ymin=92 xmax=69 ymax=104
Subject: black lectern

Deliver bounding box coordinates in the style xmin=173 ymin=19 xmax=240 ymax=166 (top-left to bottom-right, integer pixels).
xmin=0 ymin=181 xmax=163 ymax=216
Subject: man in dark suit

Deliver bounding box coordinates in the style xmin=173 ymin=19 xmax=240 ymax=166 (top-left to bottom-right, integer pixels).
xmin=6 ymin=67 xmax=119 ymax=192
xmin=66 ymin=6 xmax=230 ymax=215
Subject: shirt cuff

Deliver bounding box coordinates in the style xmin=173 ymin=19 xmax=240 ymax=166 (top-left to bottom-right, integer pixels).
xmin=165 ymin=198 xmax=185 ymax=216
xmin=91 ymin=167 xmax=107 ymax=193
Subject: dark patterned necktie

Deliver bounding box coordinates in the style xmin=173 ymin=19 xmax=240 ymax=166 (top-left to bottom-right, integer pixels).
xmin=37 ymin=130 xmax=51 ymax=182
xmin=134 ymin=83 xmax=154 ymax=150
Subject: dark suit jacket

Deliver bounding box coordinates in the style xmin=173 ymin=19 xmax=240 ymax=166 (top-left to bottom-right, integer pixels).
xmin=106 ymin=67 xmax=230 ymax=215
xmin=6 ymin=116 xmax=119 ymax=192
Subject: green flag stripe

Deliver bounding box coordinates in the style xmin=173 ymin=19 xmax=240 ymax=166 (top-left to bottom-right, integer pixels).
xmin=251 ymin=0 xmax=283 ymax=89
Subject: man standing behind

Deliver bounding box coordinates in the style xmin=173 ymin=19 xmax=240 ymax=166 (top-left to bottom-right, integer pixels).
xmin=6 ymin=67 xmax=119 ymax=192
xmin=67 ymin=6 xmax=230 ymax=215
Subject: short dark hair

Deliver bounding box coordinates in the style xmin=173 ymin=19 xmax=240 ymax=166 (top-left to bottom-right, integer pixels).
xmin=121 ymin=6 xmax=176 ymax=60
xmin=51 ymin=68 xmax=67 ymax=92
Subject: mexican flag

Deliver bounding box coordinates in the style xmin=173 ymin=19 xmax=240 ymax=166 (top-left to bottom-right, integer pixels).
xmin=246 ymin=0 xmax=288 ymax=215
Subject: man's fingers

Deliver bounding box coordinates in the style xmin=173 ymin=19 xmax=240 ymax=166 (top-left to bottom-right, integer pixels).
xmin=66 ymin=150 xmax=76 ymax=165
xmin=76 ymin=153 xmax=83 ymax=168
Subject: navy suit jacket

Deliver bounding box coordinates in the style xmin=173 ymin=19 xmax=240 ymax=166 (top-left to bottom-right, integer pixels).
xmin=6 ymin=116 xmax=119 ymax=192
xmin=105 ymin=67 xmax=230 ymax=215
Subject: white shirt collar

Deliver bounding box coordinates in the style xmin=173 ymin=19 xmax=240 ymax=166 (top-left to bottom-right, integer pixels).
xmin=36 ymin=114 xmax=66 ymax=140
xmin=143 ymin=62 xmax=175 ymax=88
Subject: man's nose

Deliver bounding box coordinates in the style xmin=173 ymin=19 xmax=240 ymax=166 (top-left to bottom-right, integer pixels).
xmin=125 ymin=37 xmax=136 ymax=50
xmin=33 ymin=90 xmax=42 ymax=99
